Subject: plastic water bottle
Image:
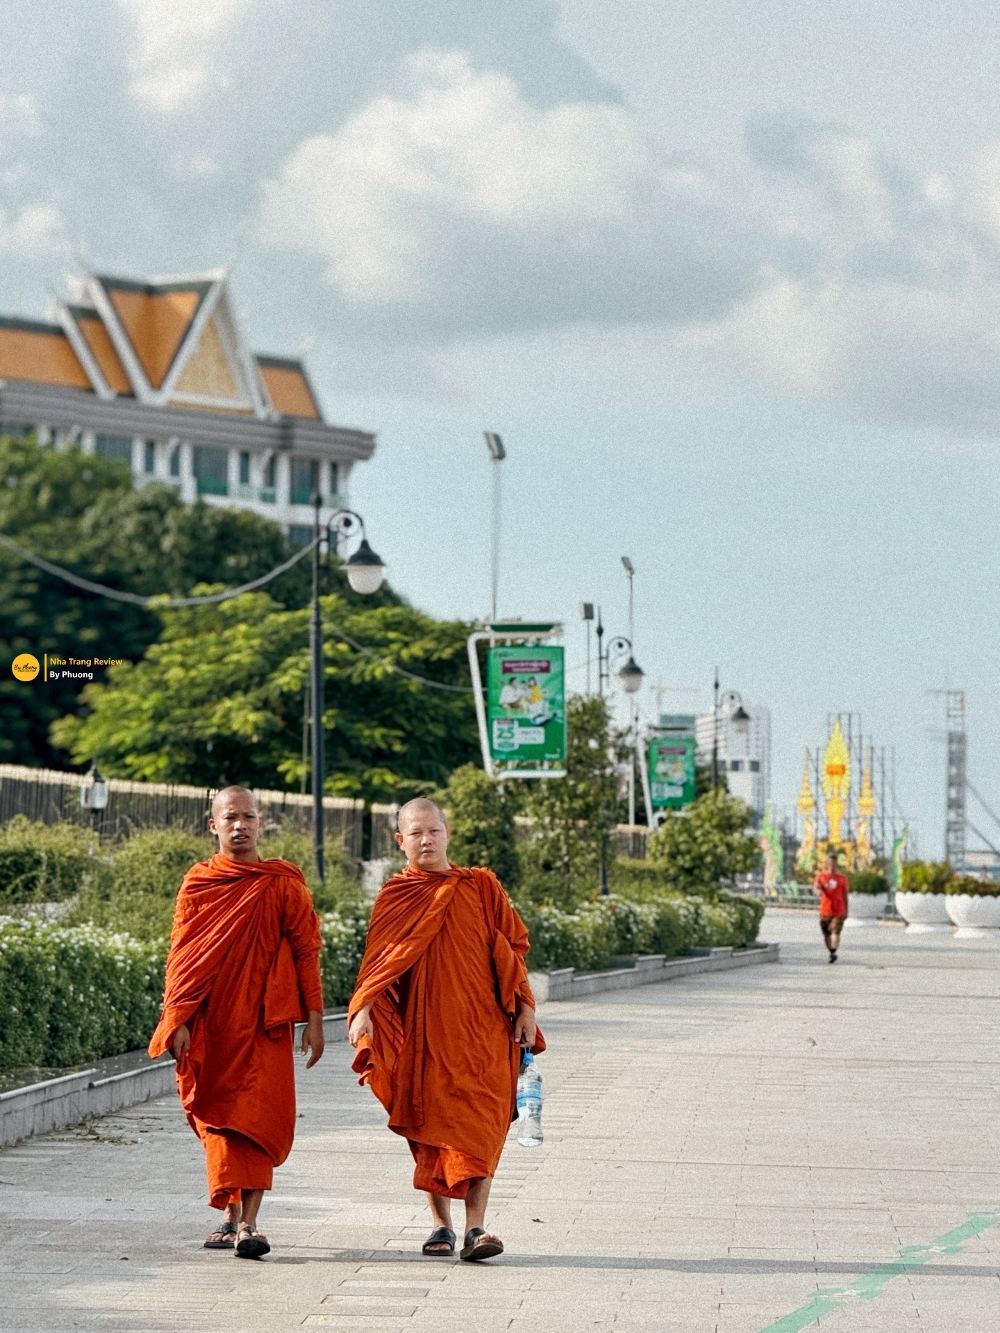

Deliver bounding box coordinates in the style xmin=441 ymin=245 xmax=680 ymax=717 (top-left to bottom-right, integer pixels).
xmin=516 ymin=1051 xmax=543 ymax=1147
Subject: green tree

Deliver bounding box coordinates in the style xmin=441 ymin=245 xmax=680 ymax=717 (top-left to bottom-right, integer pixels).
xmin=436 ymin=763 xmax=521 ymax=889
xmin=50 ymin=588 xmax=478 ymax=803
xmin=518 ymin=694 xmax=618 ymax=908
xmin=0 ymin=435 xmax=401 ymax=769
xmin=647 ymin=791 xmax=759 ymax=893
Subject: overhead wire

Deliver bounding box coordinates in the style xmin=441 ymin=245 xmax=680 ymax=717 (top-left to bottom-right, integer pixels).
xmin=1 ymin=530 xmax=474 ymax=694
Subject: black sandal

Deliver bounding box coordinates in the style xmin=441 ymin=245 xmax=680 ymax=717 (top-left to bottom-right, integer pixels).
xmin=235 ymin=1222 xmax=271 ymax=1259
xmin=203 ymin=1221 xmax=237 ymax=1249
xmin=460 ymin=1227 xmax=504 ymax=1262
xmin=421 ymin=1225 xmax=456 ymax=1255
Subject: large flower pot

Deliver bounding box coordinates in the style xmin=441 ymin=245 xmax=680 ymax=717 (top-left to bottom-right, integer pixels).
xmin=894 ymin=891 xmax=952 ymax=934
xmin=844 ymin=893 xmax=888 ymax=928
xmin=945 ymin=894 xmax=1000 ymax=939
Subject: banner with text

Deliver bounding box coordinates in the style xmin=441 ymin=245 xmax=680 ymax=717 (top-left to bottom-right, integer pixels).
xmin=648 ymin=735 xmax=697 ymax=809
xmin=487 ymin=646 xmax=566 ymax=767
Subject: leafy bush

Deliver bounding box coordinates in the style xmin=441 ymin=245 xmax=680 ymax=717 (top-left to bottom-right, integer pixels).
xmin=900 ymin=861 xmax=953 ymax=894
xmin=946 ymin=875 xmax=1000 ymax=897
xmin=608 ymin=858 xmax=679 ymax=901
xmin=517 ymin=901 xmax=618 ymax=972
xmin=0 ymin=816 xmax=102 ymax=904
xmin=437 ymin=764 xmax=521 ymax=890
xmin=63 ymin=828 xmax=210 ymax=939
xmin=847 ymin=869 xmax=888 ymax=895
xmin=0 ymin=917 xmax=164 ymax=1070
xmin=647 ymin=793 xmax=759 ymax=893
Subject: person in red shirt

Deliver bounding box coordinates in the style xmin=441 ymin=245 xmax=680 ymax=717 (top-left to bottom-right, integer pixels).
xmin=814 ymin=852 xmax=849 ymax=963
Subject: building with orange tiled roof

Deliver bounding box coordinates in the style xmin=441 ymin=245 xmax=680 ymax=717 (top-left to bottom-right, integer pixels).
xmin=0 ymin=268 xmax=375 ymax=541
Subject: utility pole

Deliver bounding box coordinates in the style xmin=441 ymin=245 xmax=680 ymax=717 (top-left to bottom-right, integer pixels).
xmin=485 ymin=432 xmax=505 ymax=621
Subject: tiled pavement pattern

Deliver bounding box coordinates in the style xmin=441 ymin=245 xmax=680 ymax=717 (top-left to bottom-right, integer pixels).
xmin=3 ymin=911 xmax=1000 ymax=1332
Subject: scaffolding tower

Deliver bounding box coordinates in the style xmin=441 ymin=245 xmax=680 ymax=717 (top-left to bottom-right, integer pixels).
xmin=943 ymin=691 xmax=967 ymax=871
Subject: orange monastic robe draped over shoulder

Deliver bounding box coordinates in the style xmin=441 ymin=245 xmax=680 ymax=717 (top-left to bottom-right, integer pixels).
xmin=349 ymin=864 xmax=544 ymax=1199
xmin=149 ymin=854 xmax=323 ymax=1209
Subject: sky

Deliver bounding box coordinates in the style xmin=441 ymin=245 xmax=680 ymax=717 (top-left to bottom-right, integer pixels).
xmin=4 ymin=0 xmax=1000 ymax=857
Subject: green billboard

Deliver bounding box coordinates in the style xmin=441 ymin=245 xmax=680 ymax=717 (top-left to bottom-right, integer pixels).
xmin=648 ymin=736 xmax=696 ymax=809
xmin=487 ymin=646 xmax=566 ymax=766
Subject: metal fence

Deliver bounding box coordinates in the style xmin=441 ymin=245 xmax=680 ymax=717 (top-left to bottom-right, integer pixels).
xmin=0 ymin=764 xmax=365 ymax=858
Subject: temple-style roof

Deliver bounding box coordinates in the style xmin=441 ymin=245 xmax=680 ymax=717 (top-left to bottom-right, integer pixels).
xmin=256 ymin=356 xmax=320 ymax=420
xmin=0 ymin=317 xmax=90 ymax=390
xmin=0 ymin=268 xmax=325 ymax=421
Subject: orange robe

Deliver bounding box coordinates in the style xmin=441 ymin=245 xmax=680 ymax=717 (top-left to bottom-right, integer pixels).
xmin=349 ymin=864 xmax=544 ymax=1199
xmin=149 ymin=854 xmax=323 ymax=1209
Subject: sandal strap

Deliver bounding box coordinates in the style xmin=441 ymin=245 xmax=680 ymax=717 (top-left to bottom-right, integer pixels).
xmin=464 ymin=1227 xmax=486 ymax=1246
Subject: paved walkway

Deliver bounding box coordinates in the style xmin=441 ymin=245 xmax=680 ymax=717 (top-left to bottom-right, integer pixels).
xmin=3 ymin=911 xmax=1000 ymax=1332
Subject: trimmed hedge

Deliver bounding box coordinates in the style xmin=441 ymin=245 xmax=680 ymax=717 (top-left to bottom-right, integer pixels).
xmin=0 ymin=917 xmax=164 ymax=1070
xmin=0 ymin=865 xmax=765 ymax=1073
xmin=0 ymin=816 xmax=102 ymax=904
xmin=946 ymin=875 xmax=1000 ymax=897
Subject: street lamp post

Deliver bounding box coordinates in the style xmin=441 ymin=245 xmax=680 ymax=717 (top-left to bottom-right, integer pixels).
xmin=594 ymin=609 xmax=644 ymax=893
xmin=711 ymin=666 xmax=751 ymax=795
xmin=311 ymin=494 xmax=386 ymax=881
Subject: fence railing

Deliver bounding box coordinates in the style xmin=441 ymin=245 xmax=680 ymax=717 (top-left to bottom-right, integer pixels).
xmin=0 ymin=764 xmax=365 ymax=858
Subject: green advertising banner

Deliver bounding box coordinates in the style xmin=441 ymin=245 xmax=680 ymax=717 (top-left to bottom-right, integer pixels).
xmin=648 ymin=736 xmax=696 ymax=809
xmin=487 ymin=646 xmax=566 ymax=766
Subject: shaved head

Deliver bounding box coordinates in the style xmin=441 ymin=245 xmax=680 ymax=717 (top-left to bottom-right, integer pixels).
xmin=396 ymin=798 xmax=447 ymax=833
xmin=212 ymin=785 xmax=256 ymax=817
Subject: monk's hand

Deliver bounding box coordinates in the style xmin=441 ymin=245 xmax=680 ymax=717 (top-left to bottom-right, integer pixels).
xmin=171 ymin=1024 xmax=191 ymax=1062
xmin=513 ymin=1003 xmax=536 ymax=1049
xmin=301 ymin=1011 xmax=325 ymax=1069
xmin=348 ymin=1006 xmax=373 ymax=1048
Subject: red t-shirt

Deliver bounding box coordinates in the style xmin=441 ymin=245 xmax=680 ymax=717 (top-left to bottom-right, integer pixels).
xmin=814 ymin=870 xmax=848 ymax=918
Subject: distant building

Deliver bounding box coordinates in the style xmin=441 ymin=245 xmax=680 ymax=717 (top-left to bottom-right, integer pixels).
xmin=964 ymin=849 xmax=1000 ymax=882
xmin=694 ymin=700 xmax=771 ymax=818
xmin=0 ymin=268 xmax=375 ymax=541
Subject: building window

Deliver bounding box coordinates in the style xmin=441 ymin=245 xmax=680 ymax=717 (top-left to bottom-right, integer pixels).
xmin=193 ymin=445 xmax=228 ymax=496
xmin=0 ymin=421 xmax=35 ymax=440
xmin=144 ymin=440 xmax=156 ymax=473
xmin=749 ymin=760 xmax=761 ymax=772
xmin=95 ymin=434 xmax=133 ymax=465
xmin=329 ymin=461 xmax=339 ymax=497
xmin=290 ymin=456 xmax=319 ymax=505
xmin=238 ymin=450 xmax=251 ymax=485
xmin=730 ymin=759 xmax=743 ymax=772
xmin=288 ymin=524 xmax=313 ymax=547
xmin=168 ymin=446 xmax=181 ymax=477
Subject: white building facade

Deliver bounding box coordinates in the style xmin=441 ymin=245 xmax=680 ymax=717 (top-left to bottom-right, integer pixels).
xmin=695 ymin=699 xmax=772 ymax=818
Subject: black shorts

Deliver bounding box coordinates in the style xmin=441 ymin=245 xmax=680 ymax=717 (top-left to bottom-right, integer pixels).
xmin=820 ymin=915 xmax=845 ymax=942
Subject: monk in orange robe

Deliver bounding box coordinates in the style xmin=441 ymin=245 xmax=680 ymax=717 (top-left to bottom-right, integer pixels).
xmin=349 ymin=798 xmax=543 ymax=1262
xmin=149 ymin=786 xmax=325 ymax=1259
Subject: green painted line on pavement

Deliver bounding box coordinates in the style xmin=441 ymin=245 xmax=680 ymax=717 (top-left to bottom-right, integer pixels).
xmin=757 ymin=1209 xmax=1000 ymax=1333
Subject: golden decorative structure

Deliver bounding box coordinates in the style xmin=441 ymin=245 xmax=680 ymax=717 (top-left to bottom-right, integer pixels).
xmin=795 ymin=749 xmax=817 ymax=872
xmin=854 ymin=750 xmax=876 ymax=868
xmin=821 ymin=720 xmax=851 ymax=845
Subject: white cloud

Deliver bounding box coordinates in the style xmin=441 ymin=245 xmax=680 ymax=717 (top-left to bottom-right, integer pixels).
xmin=258 ymin=50 xmax=762 ymax=334
xmin=117 ymin=0 xmax=246 ymax=111
xmin=0 ymin=94 xmax=42 ymax=155
xmin=0 ymin=203 xmax=68 ymax=256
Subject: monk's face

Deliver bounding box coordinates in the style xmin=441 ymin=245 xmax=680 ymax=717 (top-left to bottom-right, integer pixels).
xmin=209 ymin=791 xmax=260 ymax=861
xmin=395 ymin=806 xmax=450 ymax=873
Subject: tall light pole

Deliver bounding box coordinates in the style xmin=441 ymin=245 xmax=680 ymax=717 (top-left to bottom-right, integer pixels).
xmin=621 ymin=557 xmax=638 ymax=823
xmin=485 ymin=431 xmax=505 ymax=621
xmin=711 ymin=666 xmax=751 ymax=795
xmin=311 ymin=494 xmax=386 ymax=881
xmin=594 ymin=617 xmax=644 ymax=892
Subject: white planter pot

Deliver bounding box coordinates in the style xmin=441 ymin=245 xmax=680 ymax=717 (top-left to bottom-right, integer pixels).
xmin=894 ymin=891 xmax=952 ymax=934
xmin=844 ymin=893 xmax=888 ymax=927
xmin=945 ymin=894 xmax=1000 ymax=939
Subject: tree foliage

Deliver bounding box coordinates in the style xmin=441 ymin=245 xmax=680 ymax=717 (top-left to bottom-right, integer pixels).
xmin=0 ymin=436 xmax=321 ymax=768
xmin=518 ymin=694 xmax=618 ymax=907
xmin=50 ymin=588 xmax=478 ymax=803
xmin=436 ymin=763 xmax=521 ymax=890
xmin=647 ymin=791 xmax=759 ymax=893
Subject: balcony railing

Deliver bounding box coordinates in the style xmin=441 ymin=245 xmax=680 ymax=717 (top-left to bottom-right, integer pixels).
xmin=196 ymin=478 xmax=229 ymax=497
xmin=232 ymin=484 xmax=276 ymax=503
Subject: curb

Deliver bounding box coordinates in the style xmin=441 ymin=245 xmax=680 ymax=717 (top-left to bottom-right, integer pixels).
xmin=0 ymin=944 xmax=778 ymax=1150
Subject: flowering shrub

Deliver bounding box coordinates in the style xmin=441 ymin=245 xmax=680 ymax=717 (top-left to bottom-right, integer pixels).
xmin=319 ymin=906 xmax=371 ymax=1007
xmin=0 ymin=917 xmax=164 ymax=1070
